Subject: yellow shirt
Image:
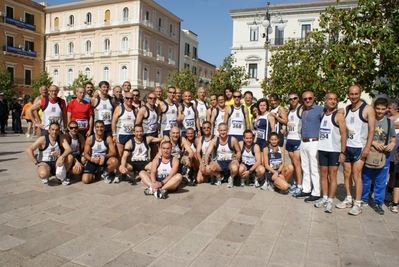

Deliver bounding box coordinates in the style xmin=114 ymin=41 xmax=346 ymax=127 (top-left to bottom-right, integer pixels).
xmin=225 ymin=98 xmax=234 ymax=106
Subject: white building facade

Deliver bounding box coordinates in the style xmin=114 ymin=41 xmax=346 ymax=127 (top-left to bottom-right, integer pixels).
xmin=230 ymin=0 xmax=358 ymax=99
xmin=179 ymin=29 xmax=199 ymax=75
xmin=44 ymin=0 xmax=181 ymax=96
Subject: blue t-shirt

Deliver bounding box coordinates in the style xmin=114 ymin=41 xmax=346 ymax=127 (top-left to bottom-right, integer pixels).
xmin=301 ymin=104 xmax=324 ymax=139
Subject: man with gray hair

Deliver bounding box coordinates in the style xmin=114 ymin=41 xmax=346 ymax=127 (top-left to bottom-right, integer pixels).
xmin=192 ymin=87 xmax=208 ymax=130
xmin=67 ymin=86 xmax=93 ymax=137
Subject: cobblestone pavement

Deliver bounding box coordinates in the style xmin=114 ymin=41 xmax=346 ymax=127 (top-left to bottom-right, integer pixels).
xmin=0 ymin=122 xmax=398 ymax=267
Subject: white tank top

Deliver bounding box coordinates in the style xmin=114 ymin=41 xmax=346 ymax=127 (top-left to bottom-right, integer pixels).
xmin=160 ymin=100 xmax=178 ymax=132
xmin=91 ymin=137 xmax=108 ymax=157
xmin=41 ymin=97 xmax=63 ymax=130
xmin=156 ymin=158 xmax=173 ymax=181
xmin=130 ymin=139 xmax=149 ymax=162
xmin=227 ymin=105 xmax=245 ymax=136
xmin=201 ymin=135 xmax=214 ymax=161
xmin=194 ymin=100 xmax=208 ymax=127
xmin=287 ymin=107 xmax=301 ymax=140
xmin=181 ymin=103 xmax=196 ymax=131
xmin=268 ymin=146 xmax=282 ymax=171
xmin=142 ymin=105 xmax=158 ymax=134
xmin=216 ymin=136 xmax=234 ymax=161
xmin=241 ymin=143 xmax=256 ymax=166
xmin=38 ymin=135 xmax=61 ymax=162
xmin=213 ymin=108 xmax=225 ymax=136
xmin=117 ymin=105 xmax=136 ymax=136
xmin=346 ymin=102 xmax=368 ymax=148
xmin=270 ymin=106 xmax=280 ymax=132
xmin=171 ymin=139 xmax=182 ymax=159
xmin=94 ymin=96 xmax=113 ymax=125
xmin=69 ymin=134 xmax=80 ymax=156
xmin=318 ymin=111 xmax=341 ymax=152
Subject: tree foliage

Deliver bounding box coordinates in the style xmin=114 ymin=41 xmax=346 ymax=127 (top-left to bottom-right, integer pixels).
xmin=32 ymin=71 xmax=53 ymax=98
xmin=70 ymin=71 xmax=93 ymax=94
xmin=0 ymin=64 xmax=16 ymax=102
xmin=263 ymin=0 xmax=399 ymax=104
xmin=165 ymin=67 xmax=198 ymax=98
xmin=210 ymin=54 xmax=250 ymax=96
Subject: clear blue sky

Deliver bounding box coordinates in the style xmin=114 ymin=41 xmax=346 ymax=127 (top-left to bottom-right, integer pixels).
xmin=41 ymin=0 xmax=317 ymax=67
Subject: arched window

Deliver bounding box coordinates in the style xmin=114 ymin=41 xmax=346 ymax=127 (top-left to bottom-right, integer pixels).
xmin=120 ymin=65 xmax=127 ymax=82
xmin=85 ymin=40 xmax=91 ymax=53
xmin=156 ymin=70 xmax=161 ymax=83
xmin=122 ymin=7 xmax=129 ymax=21
xmin=69 ymin=15 xmax=74 ymax=26
xmin=144 ymin=39 xmax=149 ymax=51
xmin=54 ymin=43 xmax=59 ymax=56
xmin=103 ymin=66 xmax=109 ymax=81
xmin=68 ymin=42 xmax=74 ymax=55
xmin=157 ymin=43 xmax=161 ymax=55
xmin=168 ymin=47 xmax=173 ymax=59
xmin=67 ymin=69 xmax=73 ymax=84
xmin=86 ymin=12 xmax=92 ymax=25
xmin=54 ymin=17 xmax=59 ymax=30
xmin=104 ymin=38 xmax=110 ymax=52
xmin=158 ymin=18 xmax=162 ymax=31
xmin=145 ymin=11 xmax=149 ymax=21
xmin=105 ymin=10 xmax=110 ymax=24
xmin=121 ymin=37 xmax=128 ymax=52
xmin=85 ymin=67 xmax=91 ymax=78
xmin=143 ymin=67 xmax=148 ymax=81
xmin=53 ymin=69 xmax=59 ymax=85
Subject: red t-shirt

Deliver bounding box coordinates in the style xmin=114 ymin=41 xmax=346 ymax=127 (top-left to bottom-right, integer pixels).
xmin=66 ymin=99 xmax=93 ymax=130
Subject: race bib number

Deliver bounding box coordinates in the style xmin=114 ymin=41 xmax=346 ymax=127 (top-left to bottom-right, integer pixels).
xmin=320 ymin=128 xmax=331 ymax=140
xmin=101 ymin=111 xmax=111 ymax=121
xmin=149 ymin=123 xmax=157 ymax=131
xmin=217 ymin=153 xmax=233 ymax=161
xmin=257 ymin=129 xmax=265 ymax=139
xmin=199 ymin=116 xmax=206 ymax=125
xmin=270 ymin=158 xmax=282 ymax=170
xmin=169 ymin=119 xmax=178 ymax=128
xmin=76 ymin=119 xmax=88 ymax=129
xmin=185 ymin=118 xmax=195 ymax=128
xmin=122 ymin=123 xmax=134 ymax=133
xmin=132 ymin=155 xmax=146 ymax=161
xmin=232 ymin=120 xmax=243 ymax=129
xmin=287 ymin=122 xmax=296 ymax=132
xmin=48 ymin=116 xmax=60 ymax=125
xmin=347 ymin=130 xmax=355 ymax=140
xmin=49 ymin=151 xmax=60 ymax=161
xmin=92 ymin=153 xmax=106 ymax=158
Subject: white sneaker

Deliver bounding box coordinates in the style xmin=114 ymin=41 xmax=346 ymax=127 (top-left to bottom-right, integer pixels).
xmin=227 ymin=176 xmax=233 ymax=188
xmin=42 ymin=178 xmax=49 ymax=184
xmin=336 ymin=197 xmax=353 ymax=209
xmin=215 ymin=174 xmax=222 ymax=186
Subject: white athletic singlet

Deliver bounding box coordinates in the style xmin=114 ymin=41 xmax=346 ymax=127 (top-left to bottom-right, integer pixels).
xmin=142 ymin=105 xmax=158 ymax=134
xmin=156 ymin=158 xmax=173 ymax=181
xmin=130 ymin=139 xmax=149 ymax=162
xmin=160 ymin=100 xmax=178 ymax=133
xmin=216 ymin=136 xmax=234 ymax=161
xmin=94 ymin=96 xmax=113 ymax=125
xmin=38 ymin=135 xmax=61 ymax=162
xmin=41 ymin=97 xmax=63 ymax=130
xmin=241 ymin=143 xmax=256 ymax=166
xmin=213 ymin=108 xmax=225 ymax=136
xmin=91 ymin=137 xmax=108 ymax=157
xmin=227 ymin=105 xmax=246 ymax=136
xmin=181 ymin=103 xmax=196 ymax=131
xmin=117 ymin=105 xmax=136 ymax=136
xmin=287 ymin=107 xmax=301 ymax=140
xmin=318 ymin=111 xmax=341 ymax=152
xmin=345 ymin=102 xmax=368 ymax=148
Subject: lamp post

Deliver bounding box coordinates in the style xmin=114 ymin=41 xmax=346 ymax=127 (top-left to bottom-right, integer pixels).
xmin=250 ymin=1 xmax=285 ymax=94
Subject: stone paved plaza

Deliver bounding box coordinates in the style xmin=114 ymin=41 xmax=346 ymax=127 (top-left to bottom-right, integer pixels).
xmin=0 ymin=124 xmax=399 ymax=267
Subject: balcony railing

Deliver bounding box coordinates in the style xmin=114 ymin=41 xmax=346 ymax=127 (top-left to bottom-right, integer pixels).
xmin=5 ymin=17 xmax=36 ymax=31
xmin=168 ymin=59 xmax=175 ymax=65
xmin=157 ymin=55 xmax=164 ymax=61
xmin=101 ymin=50 xmax=111 ymax=56
xmin=144 ymin=50 xmax=152 ymax=57
xmin=3 ymin=45 xmax=36 ymax=57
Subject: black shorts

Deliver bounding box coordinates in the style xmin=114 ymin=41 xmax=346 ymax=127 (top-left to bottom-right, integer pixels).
xmin=318 ymin=150 xmax=340 ymax=166
xmin=286 ymin=139 xmax=301 ymax=152
xmin=104 ymin=125 xmax=112 ymax=137
xmin=26 ymin=119 xmax=32 ymax=123
xmin=83 ymin=160 xmax=104 ymax=174
xmin=42 ymin=161 xmax=56 ymax=176
xmin=129 ymin=161 xmax=150 ymax=172
xmin=344 ymin=147 xmax=362 ymax=163
xmin=266 ymin=172 xmax=275 ymax=182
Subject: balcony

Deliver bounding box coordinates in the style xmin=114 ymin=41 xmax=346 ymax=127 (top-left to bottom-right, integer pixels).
xmin=168 ymin=59 xmax=175 ymax=65
xmin=101 ymin=50 xmax=111 ymax=56
xmin=143 ymin=50 xmax=152 ymax=57
xmin=80 ymin=52 xmax=93 ymax=58
xmin=119 ymin=49 xmax=130 ymax=55
xmin=65 ymin=53 xmax=75 ymax=59
xmin=3 ymin=45 xmax=36 ymax=58
xmin=156 ymin=55 xmax=164 ymax=61
xmin=5 ymin=17 xmax=36 ymax=31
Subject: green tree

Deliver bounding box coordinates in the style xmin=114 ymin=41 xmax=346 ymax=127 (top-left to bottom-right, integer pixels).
xmin=263 ymin=0 xmax=399 ymax=104
xmin=71 ymin=71 xmax=93 ymax=94
xmin=0 ymin=64 xmax=16 ymax=102
xmin=165 ymin=67 xmax=198 ymax=98
xmin=209 ymin=54 xmax=250 ymax=96
xmin=32 ymin=71 xmax=53 ymax=98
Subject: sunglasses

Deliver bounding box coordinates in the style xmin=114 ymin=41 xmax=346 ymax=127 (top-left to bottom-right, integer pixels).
xmin=125 ymin=97 xmax=133 ymax=100
xmin=303 ymin=97 xmax=313 ymax=101
xmin=69 ymin=126 xmax=78 ymax=130
xmin=133 ymin=94 xmax=139 ymax=97
xmin=147 ymin=97 xmax=156 ymax=100
xmin=289 ymin=97 xmax=298 ymax=101
xmin=168 ymin=91 xmax=175 ymax=94
xmin=233 ymin=95 xmax=241 ymax=98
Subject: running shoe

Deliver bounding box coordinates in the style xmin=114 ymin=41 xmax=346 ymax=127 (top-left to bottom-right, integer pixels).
xmin=288 ymin=184 xmax=297 ymax=194
xmin=215 ymin=174 xmax=222 ymax=186
xmin=154 ymin=189 xmax=168 ymax=199
xmin=292 ymin=187 xmax=302 ymax=197
xmin=102 ymin=172 xmax=112 ymax=184
xmin=314 ymin=198 xmax=327 ymax=208
xmin=325 ymin=201 xmax=333 ymax=213
xmin=373 ymin=204 xmax=384 ymax=215
xmin=113 ymin=174 xmax=121 ymax=183
xmin=227 ymin=176 xmax=233 ymax=188
xmin=348 ymin=204 xmax=362 ymax=216
xmin=389 ymin=203 xmax=398 ymax=213
xmin=62 ymin=178 xmax=71 ymax=185
xmin=144 ymin=187 xmax=153 ymax=195
xmin=254 ymin=178 xmax=260 ymax=188
xmin=42 ymin=178 xmax=49 ymax=184
xmin=336 ymin=197 xmax=353 ymax=209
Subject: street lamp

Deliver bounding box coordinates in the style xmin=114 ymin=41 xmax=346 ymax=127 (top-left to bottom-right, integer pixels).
xmin=250 ymin=1 xmax=285 ymax=88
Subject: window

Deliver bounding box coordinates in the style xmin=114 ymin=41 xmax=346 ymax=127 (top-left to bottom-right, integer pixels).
xmin=85 ymin=67 xmax=91 ymax=78
xmin=25 ymin=69 xmax=32 ymax=85
xmin=144 ymin=39 xmax=149 ymax=51
xmin=67 ymin=69 xmax=73 ymax=84
xmin=54 ymin=17 xmax=59 ymax=29
xmin=7 ymin=67 xmax=14 ymax=82
xmin=6 ymin=6 xmax=13 ymax=19
xmin=250 ymin=28 xmax=259 ymax=41
xmin=54 ymin=44 xmax=59 ymax=56
xmin=86 ymin=12 xmax=92 ymax=25
xmin=85 ymin=40 xmax=91 ymax=54
xmin=143 ymin=67 xmax=148 ymax=81
xmin=248 ymin=63 xmax=257 ymax=78
xmin=184 ymin=43 xmax=190 ymax=56
xmin=193 ymin=47 xmax=197 ymax=59
xmin=168 ymin=47 xmax=173 ymax=59
xmin=68 ymin=42 xmax=74 ymax=55
xmin=157 ymin=43 xmax=162 ymax=55
xmin=6 ymin=36 xmax=14 ymax=47
xmin=103 ymin=66 xmax=109 ymax=81
xmin=156 ymin=70 xmax=161 ymax=83
xmin=68 ymin=15 xmax=74 ymax=26
xmin=53 ymin=69 xmax=58 ymax=85
xmin=123 ymin=8 xmax=129 ymax=21
xmin=104 ymin=38 xmax=110 ymax=52
xmin=121 ymin=37 xmax=129 ymax=52
xmin=184 ymin=63 xmax=190 ymax=69
xmin=145 ymin=11 xmax=149 ymax=21
xmin=192 ymin=66 xmax=197 ymax=75
xmin=25 ymin=40 xmax=34 ymax=51
xmin=25 ymin=13 xmax=34 ymax=25
xmin=301 ymin=24 xmax=311 ymax=39
xmin=105 ymin=10 xmax=110 ymax=24
xmin=158 ymin=18 xmax=162 ymax=31
xmin=120 ymin=66 xmax=127 ymax=82
xmin=275 ymin=26 xmax=284 ymax=45
xmin=169 ymin=24 xmax=173 ymax=37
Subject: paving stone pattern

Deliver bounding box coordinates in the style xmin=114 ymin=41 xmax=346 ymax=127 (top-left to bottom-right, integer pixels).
xmin=0 ymin=125 xmax=399 ymax=266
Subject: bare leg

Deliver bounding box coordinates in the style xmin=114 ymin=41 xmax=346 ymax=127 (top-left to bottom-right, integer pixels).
xmin=342 ymin=162 xmax=353 ymax=197
xmin=328 ymin=166 xmax=339 ymax=199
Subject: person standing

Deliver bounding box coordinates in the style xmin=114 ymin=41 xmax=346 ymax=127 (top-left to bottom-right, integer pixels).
xmin=385 ymin=100 xmax=399 ymax=202
xmin=158 ymin=86 xmax=178 ymax=136
xmin=193 ymin=87 xmax=208 ymax=130
xmin=83 ymin=82 xmax=94 ymax=103
xmin=336 ymin=85 xmax=375 ymax=216
xmin=0 ymin=92 xmax=9 ymax=134
xmin=314 ymin=93 xmax=347 ymax=213
xmin=67 ymin=86 xmax=93 ymax=138
xmin=210 ymin=94 xmax=227 ymax=136
xmin=242 ymin=91 xmax=254 ymax=130
xmin=224 ymin=87 xmax=234 ymax=106
xmin=22 ymin=98 xmax=34 ymax=138
xmin=224 ymin=91 xmax=250 ymax=142
xmin=295 ymin=91 xmax=324 ymax=203
xmin=269 ymin=93 xmax=288 ymax=147
xmin=91 ymin=81 xmax=115 ymax=137
xmin=178 ymin=90 xmax=200 ymax=137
